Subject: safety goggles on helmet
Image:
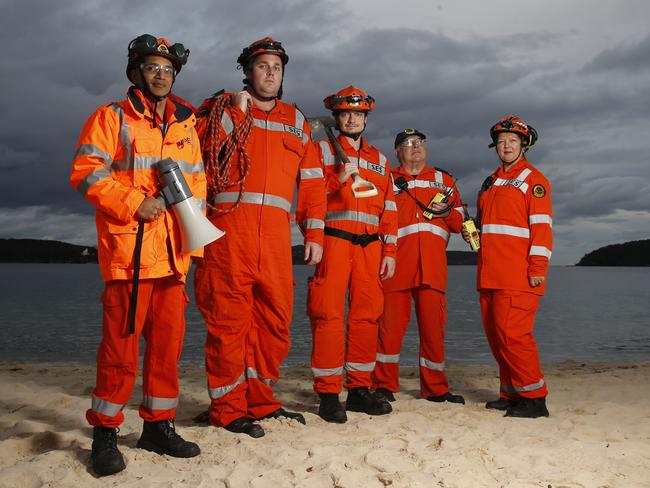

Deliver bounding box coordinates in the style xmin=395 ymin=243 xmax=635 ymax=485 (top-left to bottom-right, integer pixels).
xmin=128 ymin=34 xmax=189 ymax=72
xmin=489 ymin=115 xmax=538 ymax=149
xmin=237 ymin=37 xmax=289 ymax=67
xmin=324 ymin=86 xmax=376 ymax=112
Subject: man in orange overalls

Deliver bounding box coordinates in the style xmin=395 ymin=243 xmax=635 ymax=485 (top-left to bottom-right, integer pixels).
xmin=308 ymin=86 xmax=398 ymax=423
xmin=373 ymin=129 xmax=465 ymax=405
xmin=194 ymin=38 xmax=326 ymax=437
xmin=464 ymin=115 xmax=553 ymax=418
xmin=70 ymin=34 xmax=203 ymax=476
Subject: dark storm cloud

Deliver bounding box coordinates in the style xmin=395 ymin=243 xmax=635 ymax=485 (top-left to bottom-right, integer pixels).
xmin=1 ymin=0 xmax=648 ymax=264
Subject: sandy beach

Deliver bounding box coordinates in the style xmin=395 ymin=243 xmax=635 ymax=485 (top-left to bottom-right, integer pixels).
xmin=1 ymin=361 xmax=649 ymax=487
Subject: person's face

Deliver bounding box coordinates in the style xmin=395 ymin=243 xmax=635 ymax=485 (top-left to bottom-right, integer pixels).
xmin=138 ymin=55 xmax=175 ymax=98
xmin=495 ymin=132 xmax=523 ymax=163
xmin=335 ymin=110 xmax=367 ymax=136
xmin=247 ymin=54 xmax=283 ymax=98
xmin=396 ymin=136 xmax=427 ymax=166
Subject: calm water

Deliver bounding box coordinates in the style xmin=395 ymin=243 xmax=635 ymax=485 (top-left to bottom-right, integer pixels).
xmin=1 ymin=264 xmax=649 ymax=365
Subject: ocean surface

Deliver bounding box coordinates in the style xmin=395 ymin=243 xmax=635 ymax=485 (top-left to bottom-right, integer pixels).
xmin=1 ymin=264 xmax=649 ymax=366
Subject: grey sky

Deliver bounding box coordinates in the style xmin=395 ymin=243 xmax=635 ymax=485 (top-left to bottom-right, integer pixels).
xmin=1 ymin=0 xmax=648 ymax=264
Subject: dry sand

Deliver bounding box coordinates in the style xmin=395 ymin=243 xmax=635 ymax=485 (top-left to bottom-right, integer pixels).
xmin=1 ymin=361 xmax=649 ymax=488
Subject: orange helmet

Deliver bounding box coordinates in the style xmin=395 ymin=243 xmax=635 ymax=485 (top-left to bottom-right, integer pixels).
xmin=489 ymin=115 xmax=538 ymax=149
xmin=324 ymin=86 xmax=375 ymax=112
xmin=237 ymin=37 xmax=289 ymax=68
xmin=127 ymin=34 xmax=189 ymax=80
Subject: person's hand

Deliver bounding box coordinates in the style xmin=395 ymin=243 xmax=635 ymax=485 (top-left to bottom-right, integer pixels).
xmin=232 ymin=90 xmax=252 ymax=113
xmin=380 ymin=256 xmax=396 ymax=280
xmin=529 ymin=276 xmax=545 ymax=287
xmin=461 ymin=226 xmax=479 ymax=242
xmin=136 ymin=196 xmax=165 ymax=221
xmin=304 ymin=241 xmax=323 ymax=265
xmin=427 ymin=202 xmax=451 ymax=218
xmin=338 ymin=162 xmax=357 ymax=184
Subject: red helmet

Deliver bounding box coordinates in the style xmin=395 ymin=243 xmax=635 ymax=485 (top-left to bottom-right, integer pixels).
xmin=127 ymin=34 xmax=189 ymax=80
xmin=237 ymin=37 xmax=289 ymax=68
xmin=324 ymin=86 xmax=375 ymax=112
xmin=489 ymin=115 xmax=538 ymax=148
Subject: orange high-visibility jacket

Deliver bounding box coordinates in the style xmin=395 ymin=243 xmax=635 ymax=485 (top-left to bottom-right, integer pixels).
xmin=477 ymin=157 xmax=553 ymax=295
xmin=316 ymin=135 xmax=397 ymax=257
xmin=384 ymin=166 xmax=464 ymax=293
xmin=70 ymin=88 xmax=206 ymax=282
xmin=196 ymin=95 xmax=326 ymax=244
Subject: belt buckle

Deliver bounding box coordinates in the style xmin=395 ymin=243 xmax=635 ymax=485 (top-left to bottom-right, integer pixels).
xmin=357 ymin=233 xmax=372 ymax=247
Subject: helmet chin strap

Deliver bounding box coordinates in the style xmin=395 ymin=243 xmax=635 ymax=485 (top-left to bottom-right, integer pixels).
xmin=500 ymin=147 xmax=524 ymax=166
xmin=245 ymin=79 xmax=283 ymax=102
xmin=338 ymin=118 xmax=366 ymax=141
xmin=136 ymin=66 xmax=174 ymax=128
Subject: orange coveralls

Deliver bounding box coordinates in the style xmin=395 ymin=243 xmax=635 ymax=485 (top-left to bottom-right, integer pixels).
xmin=308 ymin=135 xmax=397 ymax=394
xmin=373 ymin=166 xmax=464 ymax=397
xmin=70 ymin=88 xmax=205 ymax=428
xmin=194 ymin=96 xmax=326 ymax=427
xmin=477 ymin=157 xmax=553 ymax=400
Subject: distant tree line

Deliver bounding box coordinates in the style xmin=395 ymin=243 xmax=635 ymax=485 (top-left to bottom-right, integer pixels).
xmin=576 ymin=239 xmax=650 ymax=266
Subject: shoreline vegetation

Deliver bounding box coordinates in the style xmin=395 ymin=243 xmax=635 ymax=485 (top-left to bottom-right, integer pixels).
xmin=2 ymin=237 xmax=650 ymax=266
xmin=1 ymin=360 xmax=648 ymax=486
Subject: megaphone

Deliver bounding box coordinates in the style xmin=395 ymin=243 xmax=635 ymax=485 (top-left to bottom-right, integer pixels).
xmin=156 ymin=158 xmax=225 ymax=253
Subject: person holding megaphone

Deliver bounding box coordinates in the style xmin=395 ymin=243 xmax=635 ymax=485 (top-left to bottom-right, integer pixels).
xmin=70 ymin=34 xmax=209 ymax=476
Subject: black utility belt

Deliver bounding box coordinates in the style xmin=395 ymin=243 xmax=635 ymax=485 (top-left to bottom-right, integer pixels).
xmin=324 ymin=227 xmax=379 ymax=247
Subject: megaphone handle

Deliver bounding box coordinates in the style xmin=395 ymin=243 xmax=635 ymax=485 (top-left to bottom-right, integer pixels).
xmin=127 ymin=220 xmax=145 ymax=335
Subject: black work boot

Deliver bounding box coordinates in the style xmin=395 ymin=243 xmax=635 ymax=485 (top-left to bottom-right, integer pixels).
xmin=485 ymin=397 xmax=516 ymax=411
xmin=136 ymin=420 xmax=201 ymax=457
xmin=427 ymin=391 xmax=466 ymax=404
xmin=374 ymin=388 xmax=396 ymax=402
xmin=318 ymin=393 xmax=347 ymax=423
xmin=91 ymin=426 xmax=126 ymax=476
xmin=505 ymin=398 xmax=549 ymax=418
xmin=224 ymin=417 xmax=265 ymax=438
xmin=346 ymin=387 xmax=392 ymax=416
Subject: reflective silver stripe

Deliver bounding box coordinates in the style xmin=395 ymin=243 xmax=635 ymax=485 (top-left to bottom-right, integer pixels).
xmin=221 ymin=111 xmax=234 ymax=135
xmin=109 ymin=104 xmax=132 ymax=174
xmin=493 ymin=168 xmax=532 ymax=194
xmin=419 ymin=358 xmax=445 ymax=371
xmin=379 ymin=152 xmax=387 ymax=166
xmin=91 ymin=396 xmax=124 ymax=417
xmin=112 ymin=156 xmax=198 ymax=175
xmin=382 ymin=234 xmax=398 ymax=245
xmin=142 ymin=395 xmax=178 ymax=410
xmin=514 ymin=378 xmax=545 ymax=393
xmin=300 ymin=167 xmax=324 ymax=179
xmin=529 ymin=214 xmax=552 ymax=226
xmin=529 ymin=245 xmax=552 ymax=259
xmin=397 ymin=222 xmax=450 ymax=241
xmin=345 ymin=361 xmax=376 ymax=372
xmin=434 ymin=171 xmax=443 ymax=184
xmin=319 ymin=141 xmax=337 ymax=166
xmin=405 ymin=179 xmax=447 ymax=190
xmin=246 ymin=367 xmax=273 ymax=386
xmin=78 ymin=168 xmax=111 ymax=196
xmin=252 ymin=118 xmax=303 ymax=140
xmin=192 ymin=160 xmax=205 ymax=175
xmin=384 ymin=200 xmax=397 ymax=211
xmin=454 ymin=207 xmax=464 ymax=217
xmin=325 ymin=210 xmax=379 ymax=226
xmin=301 ymin=218 xmax=325 ymax=230
xmin=376 ymin=352 xmax=400 ymax=363
xmin=294 ymin=110 xmax=309 ymax=145
xmin=212 ymin=191 xmax=291 ymax=212
xmin=208 ymin=372 xmax=245 ymax=399
xmin=482 ymin=224 xmax=530 ymax=239
xmin=312 ymin=367 xmax=343 ymax=377
xmin=76 ymin=143 xmax=113 ymax=165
